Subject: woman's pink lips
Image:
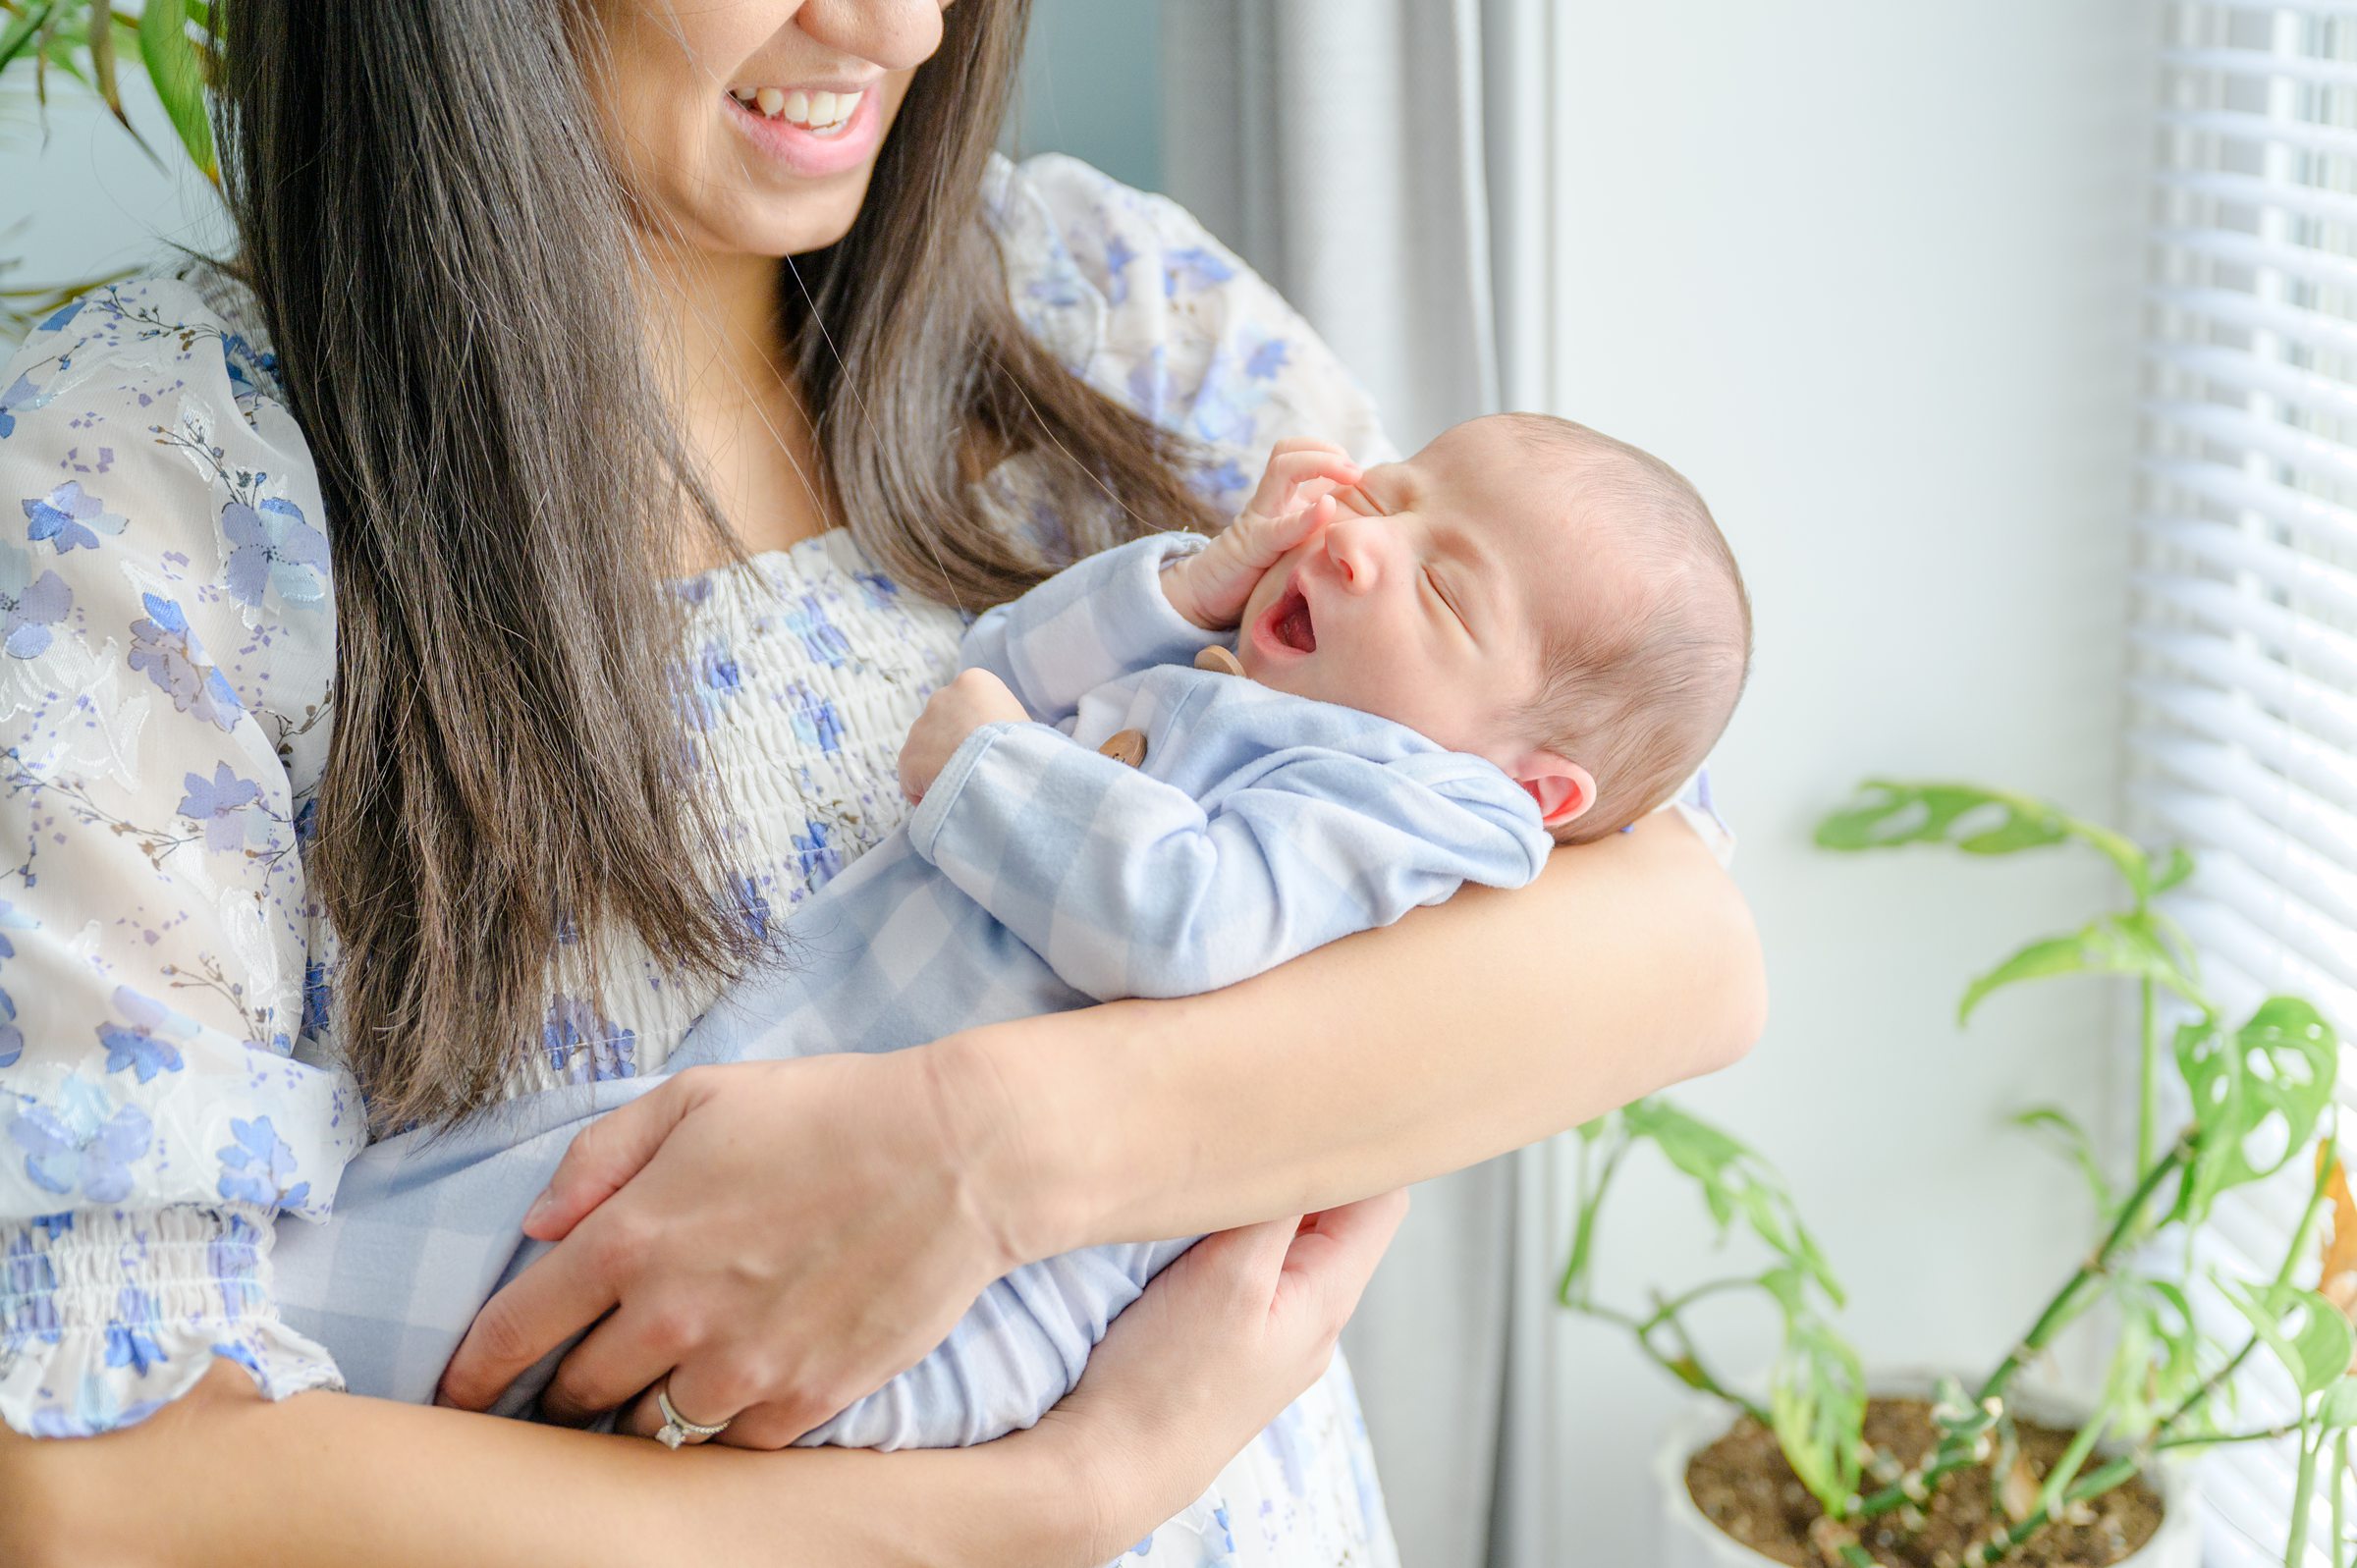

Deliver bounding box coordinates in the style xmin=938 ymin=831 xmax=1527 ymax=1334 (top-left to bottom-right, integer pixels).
xmin=720 ymin=81 xmax=886 ymax=179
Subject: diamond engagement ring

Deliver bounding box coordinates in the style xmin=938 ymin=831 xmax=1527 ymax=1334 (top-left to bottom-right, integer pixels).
xmin=654 ymin=1384 xmax=732 ymax=1449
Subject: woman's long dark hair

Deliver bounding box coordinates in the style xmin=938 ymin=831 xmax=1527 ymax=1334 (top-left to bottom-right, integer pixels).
xmin=216 ymin=0 xmax=1219 ymax=1129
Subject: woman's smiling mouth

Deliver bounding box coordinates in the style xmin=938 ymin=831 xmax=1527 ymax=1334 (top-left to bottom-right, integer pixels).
xmin=720 ymin=79 xmax=885 ymax=176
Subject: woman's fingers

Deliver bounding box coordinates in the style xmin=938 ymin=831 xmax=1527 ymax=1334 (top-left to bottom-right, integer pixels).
xmin=1276 ymin=1190 xmax=1409 ymax=1330
xmin=1170 ymin=1212 xmax=1303 ymax=1306
xmin=534 ymin=1301 xmax=698 ymax=1428
xmin=435 ymin=1222 xmax=627 ymax=1411
xmin=522 ymin=1074 xmax=701 ymax=1242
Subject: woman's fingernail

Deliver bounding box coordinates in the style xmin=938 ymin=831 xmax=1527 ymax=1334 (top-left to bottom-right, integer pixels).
xmin=524 ymin=1190 xmax=555 ymax=1228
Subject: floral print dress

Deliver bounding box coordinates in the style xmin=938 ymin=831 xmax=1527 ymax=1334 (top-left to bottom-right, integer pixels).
xmin=0 ymin=154 xmax=1402 ymax=1563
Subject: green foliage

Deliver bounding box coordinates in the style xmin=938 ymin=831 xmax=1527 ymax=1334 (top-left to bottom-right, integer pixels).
xmin=1764 ymin=1265 xmax=1867 ymax=1514
xmin=2010 ymin=1105 xmax=2115 ymax=1216
xmin=2175 ymin=1000 xmax=2338 ymax=1227
xmin=2222 ymin=1281 xmax=2356 ymax=1400
xmin=1620 ymin=1098 xmax=1841 ymax=1303
xmin=1814 ymin=779 xmax=2161 ymax=898
xmin=2101 ymin=1277 xmax=2205 ymax=1441
xmin=133 ymin=0 xmax=208 ymax=178
xmin=1 ymin=0 xmax=214 ymax=177
xmin=1957 ymin=909 xmax=2200 ymax=1024
xmin=1572 ymin=776 xmax=2357 ymax=1566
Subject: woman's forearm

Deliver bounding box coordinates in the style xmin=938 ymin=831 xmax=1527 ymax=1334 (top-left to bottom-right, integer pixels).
xmin=964 ymin=810 xmax=1765 ymax=1258
xmin=11 ymin=1365 xmax=1108 ymax=1568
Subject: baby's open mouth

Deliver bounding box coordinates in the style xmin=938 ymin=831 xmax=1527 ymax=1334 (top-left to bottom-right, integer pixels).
xmin=1255 ymin=580 xmax=1317 ymax=656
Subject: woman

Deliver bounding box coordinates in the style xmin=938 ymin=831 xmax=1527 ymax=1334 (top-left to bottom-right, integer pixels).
xmin=0 ymin=0 xmax=1764 ymax=1561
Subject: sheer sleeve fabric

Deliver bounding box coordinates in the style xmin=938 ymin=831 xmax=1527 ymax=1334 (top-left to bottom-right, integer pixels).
xmin=0 ymin=280 xmax=362 ymax=1437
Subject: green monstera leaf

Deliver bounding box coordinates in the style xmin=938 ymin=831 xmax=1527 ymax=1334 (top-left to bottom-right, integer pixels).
xmin=2177 ymin=999 xmax=2338 ymax=1225
xmin=1958 ymin=909 xmax=2200 ymax=1023
xmin=2221 ymin=1279 xmax=2355 ymax=1399
xmin=1814 ymin=780 xmax=2173 ymax=901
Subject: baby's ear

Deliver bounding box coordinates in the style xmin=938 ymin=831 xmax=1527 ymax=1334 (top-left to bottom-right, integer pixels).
xmin=1512 ymin=752 xmax=1596 ymax=830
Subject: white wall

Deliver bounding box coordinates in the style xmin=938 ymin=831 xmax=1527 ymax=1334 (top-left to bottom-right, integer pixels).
xmin=1529 ymin=1 xmax=2151 ymax=1561
xmin=1 ymin=68 xmax=226 ymax=313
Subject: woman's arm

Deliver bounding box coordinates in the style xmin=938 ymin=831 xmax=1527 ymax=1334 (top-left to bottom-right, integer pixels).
xmin=975 ymin=807 xmax=1765 ymax=1261
xmin=445 ymin=809 xmax=1758 ymax=1444
xmin=2 ymin=1195 xmax=1406 ymax=1568
xmin=4 ymin=1367 xmax=1081 ymax=1568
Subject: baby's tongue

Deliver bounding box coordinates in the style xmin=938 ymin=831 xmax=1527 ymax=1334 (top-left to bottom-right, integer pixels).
xmin=1282 ymin=596 xmax=1317 ymax=653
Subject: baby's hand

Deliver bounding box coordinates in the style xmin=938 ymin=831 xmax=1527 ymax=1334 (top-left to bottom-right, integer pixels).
xmin=900 ymin=670 xmax=1030 ymax=803
xmin=1163 ymin=439 xmax=1361 ymax=630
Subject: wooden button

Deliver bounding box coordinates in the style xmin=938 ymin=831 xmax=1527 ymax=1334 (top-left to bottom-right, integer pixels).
xmin=1193 ymin=644 xmax=1245 ymax=677
xmin=1099 ymin=729 xmax=1149 ymax=768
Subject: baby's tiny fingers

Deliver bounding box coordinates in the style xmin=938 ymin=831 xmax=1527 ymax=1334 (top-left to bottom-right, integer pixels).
xmin=1245 ymin=450 xmax=1359 ymax=518
xmin=1261 ymin=494 xmax=1333 ymax=550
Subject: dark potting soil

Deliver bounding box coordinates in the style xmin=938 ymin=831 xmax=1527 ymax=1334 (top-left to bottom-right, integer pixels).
xmin=1684 ymin=1398 xmax=2165 ymax=1567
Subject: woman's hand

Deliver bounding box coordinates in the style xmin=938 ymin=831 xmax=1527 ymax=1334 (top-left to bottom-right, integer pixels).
xmin=1030 ymin=1192 xmax=1409 ymax=1554
xmin=435 ymin=1045 xmax=1043 ymax=1448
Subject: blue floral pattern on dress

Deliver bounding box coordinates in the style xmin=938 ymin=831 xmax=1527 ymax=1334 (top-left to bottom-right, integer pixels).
xmin=541 ymin=997 xmax=638 ymax=1085
xmin=0 ymin=543 xmax=68 ymax=659
xmin=21 ymin=481 xmax=127 ymax=553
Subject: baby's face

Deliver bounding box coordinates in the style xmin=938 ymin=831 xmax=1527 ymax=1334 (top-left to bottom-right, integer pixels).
xmin=1234 ymin=418 xmax=1626 ymax=782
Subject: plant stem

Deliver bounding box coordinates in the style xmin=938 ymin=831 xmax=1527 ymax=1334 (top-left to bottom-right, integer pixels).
xmin=1580 ymin=1300 xmax=1772 ymax=1429
xmin=1981 ymin=1139 xmax=2189 ymax=1403
xmin=2036 ymin=1412 xmax=2108 ymax=1523
xmin=2155 ymin=1422 xmax=2302 ymax=1451
xmin=1637 ymin=1275 xmax=1761 ymax=1334
xmin=2158 ymin=1149 xmax=2336 ymax=1435
xmin=1971 ymin=1456 xmax=2140 ymax=1565
xmin=2334 ymin=1430 xmax=2349 ymax=1568
xmin=1856 ymin=1140 xmax=2189 ymax=1526
xmin=1556 ymin=1133 xmax=1629 ymax=1309
xmin=2290 ymin=1425 xmax=2323 ymax=1568
xmin=2137 ymin=976 xmax=2157 ymax=1177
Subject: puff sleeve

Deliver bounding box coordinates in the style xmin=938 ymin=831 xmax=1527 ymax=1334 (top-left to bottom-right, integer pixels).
xmin=0 ymin=280 xmax=363 ymax=1437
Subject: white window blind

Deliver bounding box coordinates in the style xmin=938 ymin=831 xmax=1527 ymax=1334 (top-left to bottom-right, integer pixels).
xmin=2139 ymin=5 xmax=2357 ymax=1562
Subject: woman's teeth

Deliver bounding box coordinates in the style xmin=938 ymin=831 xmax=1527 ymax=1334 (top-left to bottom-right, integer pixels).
xmin=729 ymin=86 xmax=863 ymax=134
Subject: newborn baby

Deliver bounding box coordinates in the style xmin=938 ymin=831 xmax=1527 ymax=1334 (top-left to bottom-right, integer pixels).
xmin=272 ymin=411 xmax=1749 ymax=1450
xmin=905 ymin=412 xmax=1749 ymax=852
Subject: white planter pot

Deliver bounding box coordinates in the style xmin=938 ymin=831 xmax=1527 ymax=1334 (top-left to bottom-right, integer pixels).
xmin=1654 ymin=1379 xmax=2203 ymax=1568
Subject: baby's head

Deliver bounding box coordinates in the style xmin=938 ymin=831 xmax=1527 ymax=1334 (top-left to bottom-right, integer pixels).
xmin=1233 ymin=413 xmax=1749 ymax=841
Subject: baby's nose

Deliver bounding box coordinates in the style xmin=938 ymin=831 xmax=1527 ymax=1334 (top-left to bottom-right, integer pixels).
xmin=1324 ymin=516 xmax=1385 ymax=592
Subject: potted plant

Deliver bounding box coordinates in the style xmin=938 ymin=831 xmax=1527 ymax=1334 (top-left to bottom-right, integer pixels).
xmin=1562 ymin=780 xmax=2354 ymax=1567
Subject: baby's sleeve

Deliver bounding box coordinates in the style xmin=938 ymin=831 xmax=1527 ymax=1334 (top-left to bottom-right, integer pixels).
xmin=906 ymin=687 xmax=1552 ymax=1001
xmin=0 ymin=282 xmax=363 ymax=1437
xmin=957 ymin=532 xmax=1223 ymax=724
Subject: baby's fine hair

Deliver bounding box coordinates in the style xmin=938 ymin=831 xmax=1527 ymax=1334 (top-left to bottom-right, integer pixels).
xmin=1502 ymin=414 xmax=1751 ymax=845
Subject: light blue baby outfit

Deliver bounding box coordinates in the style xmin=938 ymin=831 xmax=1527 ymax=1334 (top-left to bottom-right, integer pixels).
xmin=272 ymin=528 xmax=1552 ymax=1447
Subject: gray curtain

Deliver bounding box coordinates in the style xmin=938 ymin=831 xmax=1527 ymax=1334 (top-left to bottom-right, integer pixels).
xmin=1161 ymin=0 xmax=1496 ymax=450
xmin=1161 ymin=5 xmax=1567 ymax=1565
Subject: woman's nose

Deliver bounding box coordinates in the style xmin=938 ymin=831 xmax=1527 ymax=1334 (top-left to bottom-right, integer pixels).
xmin=795 ymin=0 xmax=949 ymax=74
xmin=1323 ymin=515 xmax=1387 ymax=593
